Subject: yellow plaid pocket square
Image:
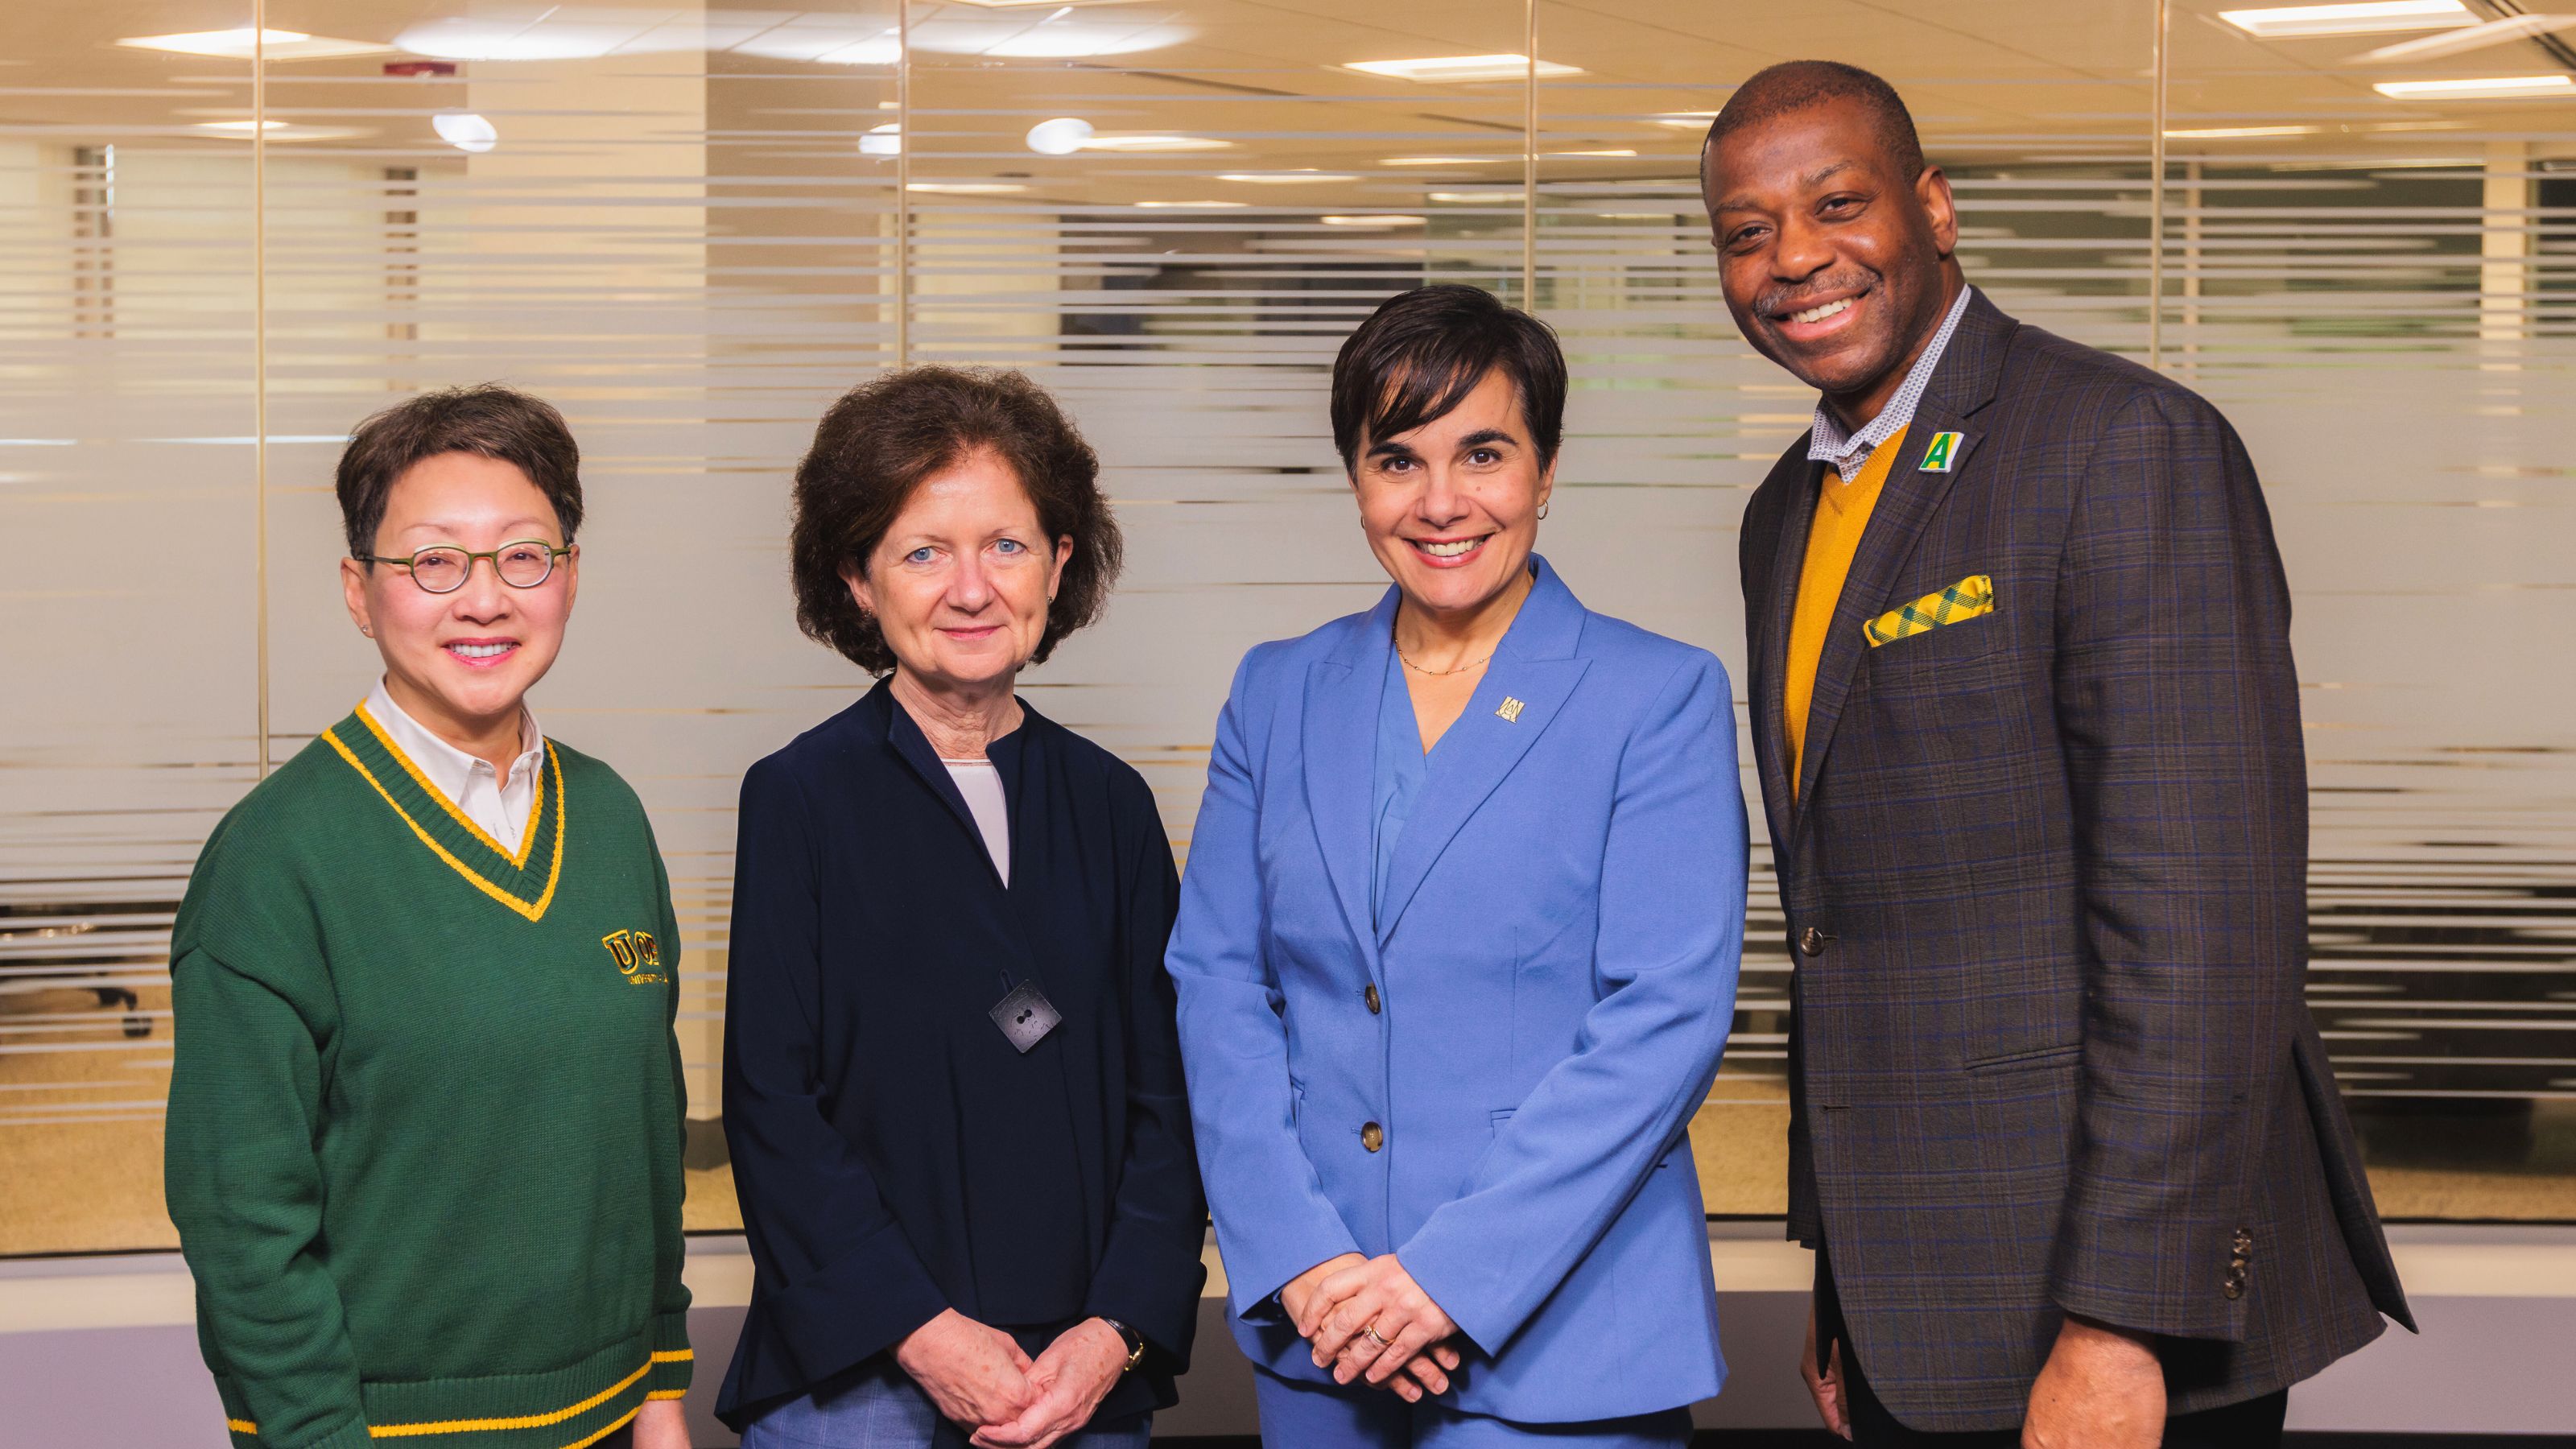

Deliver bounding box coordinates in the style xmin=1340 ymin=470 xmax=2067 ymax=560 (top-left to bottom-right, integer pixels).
xmin=1864 ymin=575 xmax=1994 ymax=648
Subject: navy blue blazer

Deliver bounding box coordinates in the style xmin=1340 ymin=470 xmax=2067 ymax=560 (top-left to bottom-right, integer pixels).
xmin=716 ymin=681 xmax=1205 ymax=1430
xmin=1166 ymin=559 xmax=1749 ymax=1422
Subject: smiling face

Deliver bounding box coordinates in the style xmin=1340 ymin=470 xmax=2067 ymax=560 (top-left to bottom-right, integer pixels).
xmin=1351 ymin=367 xmax=1554 ymax=619
xmin=341 ymin=451 xmax=577 ymax=742
xmin=1702 ymin=94 xmax=1961 ymax=420
xmin=848 ymin=447 xmax=1071 ymax=697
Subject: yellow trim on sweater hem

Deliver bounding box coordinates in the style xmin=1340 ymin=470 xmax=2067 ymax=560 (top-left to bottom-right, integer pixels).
xmin=220 ymin=1348 xmax=679 ymax=1441
xmin=559 ymin=1404 xmax=640 ymax=1449
xmin=368 ymin=1356 xmax=650 ymax=1438
xmin=321 ymin=728 xmax=567 ymax=923
xmin=354 ymin=701 xmax=546 ymax=869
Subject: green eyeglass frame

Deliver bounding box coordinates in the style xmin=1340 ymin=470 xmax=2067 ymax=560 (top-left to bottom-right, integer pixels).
xmin=354 ymin=540 xmax=572 ymax=594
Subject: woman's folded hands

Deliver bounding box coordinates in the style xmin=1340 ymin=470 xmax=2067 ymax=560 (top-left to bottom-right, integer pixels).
xmin=1284 ymin=1252 xmax=1464 ymax=1402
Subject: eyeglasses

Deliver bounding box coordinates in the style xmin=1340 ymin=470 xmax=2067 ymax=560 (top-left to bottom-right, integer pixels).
xmin=355 ymin=540 xmax=572 ymax=594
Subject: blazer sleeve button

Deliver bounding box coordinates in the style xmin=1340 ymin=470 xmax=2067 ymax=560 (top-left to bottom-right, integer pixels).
xmin=1361 ymin=1121 xmax=1385 ymax=1152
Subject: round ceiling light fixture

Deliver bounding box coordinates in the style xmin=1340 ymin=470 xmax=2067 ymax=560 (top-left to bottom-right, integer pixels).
xmin=433 ymin=111 xmax=499 ymax=154
xmin=1026 ymin=118 xmax=1095 ymax=155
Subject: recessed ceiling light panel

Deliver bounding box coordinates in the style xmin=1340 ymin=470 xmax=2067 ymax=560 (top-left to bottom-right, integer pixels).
xmin=1217 ymin=171 xmax=1358 ymax=184
xmin=1344 ymin=54 xmax=1581 ymax=83
xmin=2218 ymin=1 xmax=2471 ymax=39
xmin=118 ymin=28 xmax=393 ymax=60
xmin=912 ymin=17 xmax=1187 ymax=58
xmin=192 ymin=119 xmax=363 ymax=141
xmin=2163 ymin=124 xmax=2322 ymax=138
xmin=2373 ymin=72 xmax=2574 ymax=98
xmin=1080 ymin=134 xmax=1231 ymax=152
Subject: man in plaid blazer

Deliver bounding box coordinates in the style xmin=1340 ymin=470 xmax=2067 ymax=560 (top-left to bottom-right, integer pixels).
xmin=1700 ymin=62 xmax=2413 ymax=1446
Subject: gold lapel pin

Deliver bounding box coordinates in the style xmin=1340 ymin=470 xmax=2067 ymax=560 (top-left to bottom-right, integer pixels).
xmin=1496 ymin=697 xmax=1525 ymax=724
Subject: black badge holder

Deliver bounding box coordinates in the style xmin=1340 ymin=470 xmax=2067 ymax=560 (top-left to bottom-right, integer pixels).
xmin=989 ymin=974 xmax=1061 ymax=1054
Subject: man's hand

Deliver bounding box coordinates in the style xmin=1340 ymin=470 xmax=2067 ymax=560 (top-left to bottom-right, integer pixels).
xmin=1304 ymin=1254 xmax=1459 ymax=1389
xmin=1801 ymin=1307 xmax=1852 ymax=1440
xmin=631 ymin=1397 xmax=691 ymax=1449
xmin=969 ymin=1318 xmax=1128 ymax=1449
xmin=895 ymin=1308 xmax=1038 ymax=1430
xmin=2023 ymin=1315 xmax=2164 ymax=1449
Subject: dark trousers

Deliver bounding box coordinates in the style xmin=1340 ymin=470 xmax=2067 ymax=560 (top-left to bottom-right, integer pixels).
xmin=1817 ymin=1248 xmax=2289 ymax=1448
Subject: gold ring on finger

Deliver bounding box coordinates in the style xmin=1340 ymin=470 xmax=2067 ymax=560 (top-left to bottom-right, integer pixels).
xmin=1361 ymin=1324 xmax=1393 ymax=1349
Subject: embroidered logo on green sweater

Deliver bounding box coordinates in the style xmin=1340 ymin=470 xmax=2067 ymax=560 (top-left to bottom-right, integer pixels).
xmin=602 ymin=929 xmax=665 ymax=981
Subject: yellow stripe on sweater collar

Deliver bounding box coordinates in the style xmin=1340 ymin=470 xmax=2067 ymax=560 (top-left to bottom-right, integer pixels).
xmin=321 ymin=722 xmax=568 ymax=923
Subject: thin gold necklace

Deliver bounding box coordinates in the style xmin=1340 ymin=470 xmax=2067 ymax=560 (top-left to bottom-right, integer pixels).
xmin=1393 ymin=633 xmax=1493 ymax=676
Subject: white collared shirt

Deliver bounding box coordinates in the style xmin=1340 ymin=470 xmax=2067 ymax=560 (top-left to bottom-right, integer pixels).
xmin=363 ymin=678 xmax=547 ymax=856
xmin=1806 ymin=283 xmax=1976 ymax=478
xmin=939 ymin=758 xmax=1012 ymax=885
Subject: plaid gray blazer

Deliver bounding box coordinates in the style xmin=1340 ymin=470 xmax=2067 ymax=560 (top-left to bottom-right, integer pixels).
xmin=1739 ymin=293 xmax=2413 ymax=1430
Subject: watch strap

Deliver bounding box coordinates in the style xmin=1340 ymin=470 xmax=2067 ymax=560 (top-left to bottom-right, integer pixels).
xmin=1099 ymin=1316 xmax=1146 ymax=1373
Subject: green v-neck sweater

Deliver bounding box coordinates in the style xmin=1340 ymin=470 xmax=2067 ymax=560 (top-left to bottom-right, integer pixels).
xmin=164 ymin=707 xmax=693 ymax=1449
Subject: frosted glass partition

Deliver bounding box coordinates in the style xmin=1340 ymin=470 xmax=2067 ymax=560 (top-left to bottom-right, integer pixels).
xmin=0 ymin=0 xmax=2567 ymax=1253
xmin=0 ymin=5 xmax=255 ymax=1253
xmin=2164 ymin=0 xmax=2576 ymax=1218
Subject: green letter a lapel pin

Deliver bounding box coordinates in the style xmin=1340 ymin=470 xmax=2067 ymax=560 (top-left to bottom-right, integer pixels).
xmin=1920 ymin=431 xmax=1965 ymax=473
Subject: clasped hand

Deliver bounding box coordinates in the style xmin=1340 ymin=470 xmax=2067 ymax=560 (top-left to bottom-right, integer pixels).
xmin=894 ymin=1308 xmax=1129 ymax=1449
xmin=1282 ymin=1252 xmax=1464 ymax=1403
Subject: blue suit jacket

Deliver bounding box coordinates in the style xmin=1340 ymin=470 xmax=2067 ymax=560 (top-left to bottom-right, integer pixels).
xmin=1166 ymin=558 xmax=1749 ymax=1422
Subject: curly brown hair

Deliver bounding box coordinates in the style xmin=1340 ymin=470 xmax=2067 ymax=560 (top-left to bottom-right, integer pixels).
xmin=791 ymin=366 xmax=1122 ymax=675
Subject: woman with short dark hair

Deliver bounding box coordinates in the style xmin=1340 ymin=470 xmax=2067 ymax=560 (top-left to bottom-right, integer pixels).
xmin=164 ymin=384 xmax=695 ymax=1449
xmin=718 ymin=366 xmax=1205 ymax=1449
xmin=1166 ymin=285 xmax=1749 ymax=1445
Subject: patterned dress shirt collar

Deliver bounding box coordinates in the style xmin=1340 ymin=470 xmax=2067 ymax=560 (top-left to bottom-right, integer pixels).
xmin=1806 ymin=283 xmax=1976 ymax=477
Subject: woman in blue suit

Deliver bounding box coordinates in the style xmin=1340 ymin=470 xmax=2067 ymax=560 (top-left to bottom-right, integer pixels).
xmin=1166 ymin=284 xmax=1749 ymax=1445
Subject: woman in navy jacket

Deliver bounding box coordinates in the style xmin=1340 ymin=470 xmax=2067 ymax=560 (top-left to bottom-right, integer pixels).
xmin=1166 ymin=287 xmax=1748 ymax=1444
xmin=718 ymin=368 xmax=1204 ymax=1448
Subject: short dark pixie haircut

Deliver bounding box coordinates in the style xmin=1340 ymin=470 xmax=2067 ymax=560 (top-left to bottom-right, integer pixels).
xmin=791 ymin=366 xmax=1121 ymax=675
xmin=1329 ymin=284 xmax=1567 ymax=475
xmin=336 ymin=384 xmax=584 ymax=560
xmin=1703 ymin=60 xmax=1926 ymax=183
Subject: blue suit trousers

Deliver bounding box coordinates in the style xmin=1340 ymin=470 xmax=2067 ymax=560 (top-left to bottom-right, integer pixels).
xmin=1253 ymin=1368 xmax=1692 ymax=1447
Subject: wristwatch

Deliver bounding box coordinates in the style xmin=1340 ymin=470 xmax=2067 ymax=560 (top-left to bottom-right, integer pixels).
xmin=1099 ymin=1316 xmax=1147 ymax=1373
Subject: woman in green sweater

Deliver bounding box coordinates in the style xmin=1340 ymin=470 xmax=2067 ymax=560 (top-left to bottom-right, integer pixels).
xmin=164 ymin=386 xmax=693 ymax=1449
